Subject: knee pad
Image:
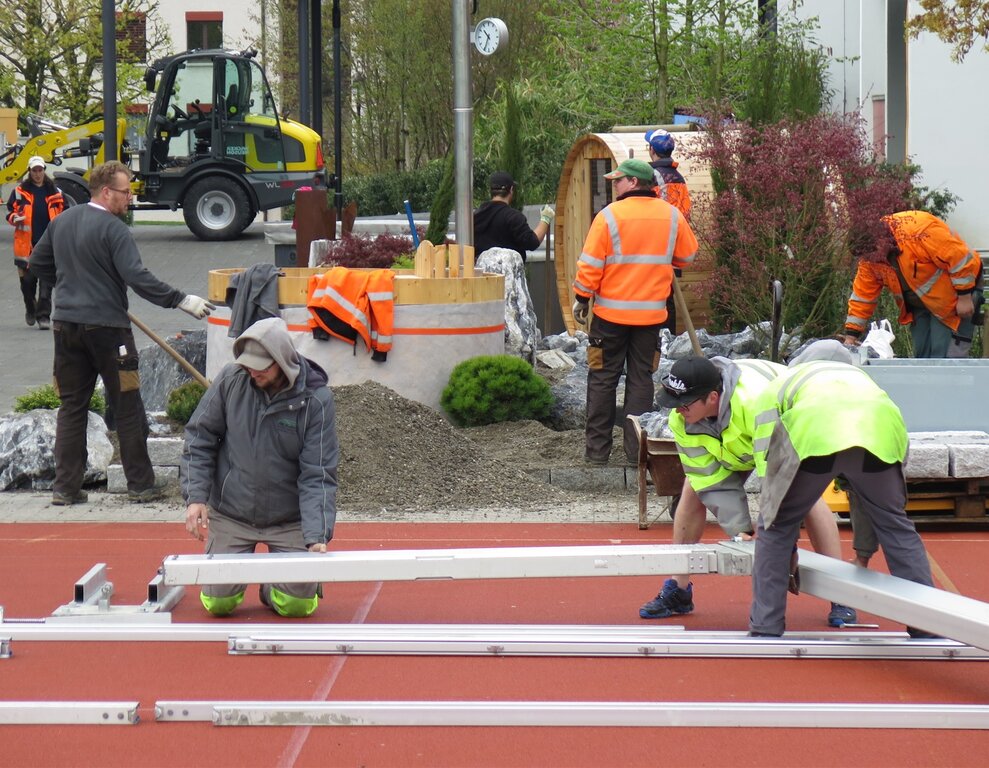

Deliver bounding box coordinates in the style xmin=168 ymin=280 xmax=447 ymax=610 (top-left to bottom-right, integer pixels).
xmin=200 ymin=591 xmax=245 ymax=617
xmin=267 ymin=586 xmax=319 ymax=618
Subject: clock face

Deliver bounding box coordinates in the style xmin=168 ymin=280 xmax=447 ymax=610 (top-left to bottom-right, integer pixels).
xmin=474 ymin=18 xmax=508 ymax=56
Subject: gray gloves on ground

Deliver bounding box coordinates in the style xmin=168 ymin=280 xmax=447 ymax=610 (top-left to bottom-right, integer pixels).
xmin=178 ymin=294 xmax=216 ymax=319
xmin=572 ymin=300 xmax=588 ymax=326
xmin=540 ymin=205 xmax=555 ymax=225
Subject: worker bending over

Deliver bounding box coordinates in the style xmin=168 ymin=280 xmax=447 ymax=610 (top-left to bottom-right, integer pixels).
xmin=639 ymin=354 xmax=856 ymax=627
xmin=749 ymin=359 xmax=936 ymax=638
xmin=844 ymin=210 xmax=983 ymax=358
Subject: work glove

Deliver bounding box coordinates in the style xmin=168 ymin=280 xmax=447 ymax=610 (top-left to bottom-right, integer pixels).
xmin=178 ymin=294 xmax=216 ymax=319
xmin=540 ymin=205 xmax=555 ymax=225
xmin=11 ymin=214 xmax=25 ymax=224
xmin=572 ymin=300 xmax=588 ymax=326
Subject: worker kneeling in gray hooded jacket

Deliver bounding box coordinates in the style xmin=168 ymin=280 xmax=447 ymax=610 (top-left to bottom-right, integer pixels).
xmin=181 ymin=317 xmax=339 ymax=618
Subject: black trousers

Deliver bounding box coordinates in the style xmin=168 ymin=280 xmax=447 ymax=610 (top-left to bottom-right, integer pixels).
xmin=585 ymin=315 xmax=660 ymax=462
xmin=18 ymin=267 xmax=52 ymax=321
xmin=52 ymin=322 xmax=154 ymax=496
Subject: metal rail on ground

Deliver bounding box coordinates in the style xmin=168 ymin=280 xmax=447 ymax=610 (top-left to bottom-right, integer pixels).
xmin=154 ymin=700 xmax=989 ymax=729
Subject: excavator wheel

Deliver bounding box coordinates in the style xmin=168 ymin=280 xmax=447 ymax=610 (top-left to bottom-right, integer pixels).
xmin=56 ymin=180 xmax=90 ymax=207
xmin=182 ymin=176 xmax=253 ymax=241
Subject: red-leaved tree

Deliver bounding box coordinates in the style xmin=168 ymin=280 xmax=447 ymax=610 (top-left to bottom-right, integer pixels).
xmin=686 ymin=112 xmax=915 ymax=339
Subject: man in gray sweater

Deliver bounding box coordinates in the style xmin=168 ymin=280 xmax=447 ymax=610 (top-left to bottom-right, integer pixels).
xmin=181 ymin=317 xmax=338 ymax=618
xmin=29 ymin=160 xmax=214 ymax=505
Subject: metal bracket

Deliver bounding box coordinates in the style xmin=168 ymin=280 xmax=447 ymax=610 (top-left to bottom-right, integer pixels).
xmin=50 ymin=565 xmax=183 ymax=620
xmin=0 ymin=637 xmax=10 ymax=659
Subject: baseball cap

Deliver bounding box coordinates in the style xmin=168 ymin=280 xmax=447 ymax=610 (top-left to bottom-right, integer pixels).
xmin=644 ymin=128 xmax=675 ymax=155
xmin=603 ymin=158 xmax=655 ymax=183
xmin=234 ymin=338 xmax=275 ymax=370
xmin=657 ymin=356 xmax=722 ymax=408
xmin=28 ymin=156 xmax=46 ymax=170
xmin=489 ymin=171 xmax=515 ymax=191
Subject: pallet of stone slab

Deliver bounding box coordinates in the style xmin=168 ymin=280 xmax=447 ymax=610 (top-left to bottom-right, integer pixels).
xmin=824 ymin=476 xmax=989 ymax=521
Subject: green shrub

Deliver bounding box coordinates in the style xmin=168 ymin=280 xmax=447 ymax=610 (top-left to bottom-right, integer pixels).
xmin=166 ymin=381 xmax=207 ymax=425
xmin=342 ymin=156 xmax=493 ymax=218
xmin=14 ymin=384 xmax=105 ymax=415
xmin=441 ymin=355 xmax=554 ymax=427
xmin=391 ymin=253 xmax=415 ymax=270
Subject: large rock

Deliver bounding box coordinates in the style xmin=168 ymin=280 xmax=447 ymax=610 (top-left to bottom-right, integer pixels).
xmin=476 ymin=248 xmax=540 ymax=362
xmin=138 ymin=328 xmax=207 ymax=411
xmin=0 ymin=410 xmax=113 ymax=490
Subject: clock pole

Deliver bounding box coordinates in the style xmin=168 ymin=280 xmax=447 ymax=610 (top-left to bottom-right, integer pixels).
xmin=452 ymin=0 xmax=474 ymax=269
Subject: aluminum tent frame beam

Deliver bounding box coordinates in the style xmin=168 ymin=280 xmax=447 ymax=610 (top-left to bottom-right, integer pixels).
xmin=154 ymin=700 xmax=989 ymax=729
xmin=227 ymin=629 xmax=985 ymax=661
xmin=3 ymin=619 xmax=980 ymax=661
xmin=795 ymin=550 xmax=989 ymax=652
xmin=0 ymin=702 xmax=139 ymax=725
xmin=159 ymin=543 xmax=753 ymax=586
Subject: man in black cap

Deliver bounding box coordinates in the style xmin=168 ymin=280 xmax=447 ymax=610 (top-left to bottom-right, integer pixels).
xmin=638 ymin=354 xmax=856 ymax=628
xmin=473 ymin=170 xmax=555 ymax=262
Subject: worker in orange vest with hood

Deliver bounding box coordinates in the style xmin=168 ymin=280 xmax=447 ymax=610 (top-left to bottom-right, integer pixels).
xmin=5 ymin=155 xmax=65 ymax=329
xmin=844 ymin=210 xmax=983 ymax=357
xmin=573 ymin=157 xmax=698 ymax=465
xmin=644 ymin=129 xmax=692 ymax=337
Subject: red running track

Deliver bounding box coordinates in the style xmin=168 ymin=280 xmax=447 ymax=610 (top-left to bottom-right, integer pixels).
xmin=1 ymin=521 xmax=988 ymax=768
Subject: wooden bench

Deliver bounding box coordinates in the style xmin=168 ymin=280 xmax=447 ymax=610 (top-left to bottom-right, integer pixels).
xmin=628 ymin=415 xmax=685 ymax=530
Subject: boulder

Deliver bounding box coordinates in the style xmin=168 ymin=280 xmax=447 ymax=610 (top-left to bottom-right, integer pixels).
xmin=0 ymin=410 xmax=113 ymax=490
xmin=138 ymin=328 xmax=207 ymax=412
xmin=476 ymin=248 xmax=540 ymax=362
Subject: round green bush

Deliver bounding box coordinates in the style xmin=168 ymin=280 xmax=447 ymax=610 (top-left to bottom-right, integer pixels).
xmin=166 ymin=381 xmax=207 ymax=425
xmin=14 ymin=384 xmax=105 ymax=415
xmin=441 ymin=355 xmax=554 ymax=427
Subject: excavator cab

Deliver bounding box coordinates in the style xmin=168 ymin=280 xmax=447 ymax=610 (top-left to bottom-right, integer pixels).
xmin=144 ymin=49 xmax=286 ymax=173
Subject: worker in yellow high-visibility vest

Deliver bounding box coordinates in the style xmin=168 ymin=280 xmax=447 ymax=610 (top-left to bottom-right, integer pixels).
xmin=749 ymin=357 xmax=935 ymax=638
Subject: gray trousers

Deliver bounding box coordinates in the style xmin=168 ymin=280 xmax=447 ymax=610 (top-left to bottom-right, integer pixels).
xmin=203 ymin=513 xmax=319 ymax=600
xmin=750 ymin=447 xmax=933 ymax=636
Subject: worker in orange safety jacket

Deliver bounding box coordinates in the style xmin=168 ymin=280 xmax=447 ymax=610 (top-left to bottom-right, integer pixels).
xmin=844 ymin=211 xmax=984 ymax=358
xmin=5 ymin=155 xmax=65 ymax=329
xmin=645 ymin=129 xmax=692 ymax=337
xmin=307 ymin=267 xmax=395 ymax=361
xmin=572 ymin=157 xmax=698 ymax=465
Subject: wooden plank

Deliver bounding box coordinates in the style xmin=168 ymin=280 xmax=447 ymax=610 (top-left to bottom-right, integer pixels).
xmin=209 ymin=267 xmax=505 ymax=307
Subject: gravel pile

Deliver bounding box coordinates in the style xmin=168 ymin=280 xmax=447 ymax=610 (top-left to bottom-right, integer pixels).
xmin=332 ymin=381 xmax=626 ymax=514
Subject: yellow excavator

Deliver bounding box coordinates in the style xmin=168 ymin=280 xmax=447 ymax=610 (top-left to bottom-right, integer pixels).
xmin=1 ymin=48 xmax=325 ymax=241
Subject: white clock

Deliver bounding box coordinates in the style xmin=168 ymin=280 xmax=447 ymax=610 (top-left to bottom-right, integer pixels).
xmin=473 ymin=17 xmax=508 ymax=56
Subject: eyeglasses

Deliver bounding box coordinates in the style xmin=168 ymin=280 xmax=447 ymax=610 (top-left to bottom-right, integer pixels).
xmin=107 ymin=187 xmax=132 ymax=196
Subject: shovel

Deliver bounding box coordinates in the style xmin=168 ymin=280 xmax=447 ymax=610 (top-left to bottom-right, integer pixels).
xmin=128 ymin=312 xmax=210 ymax=388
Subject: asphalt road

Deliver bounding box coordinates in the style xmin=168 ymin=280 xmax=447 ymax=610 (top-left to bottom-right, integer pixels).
xmin=0 ymin=217 xmax=277 ymax=412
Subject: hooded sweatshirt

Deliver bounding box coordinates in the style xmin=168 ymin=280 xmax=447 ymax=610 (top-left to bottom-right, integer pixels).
xmin=181 ymin=317 xmax=339 ymax=545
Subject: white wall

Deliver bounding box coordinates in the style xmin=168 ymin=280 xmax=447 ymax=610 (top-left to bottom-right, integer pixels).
xmin=794 ymin=1 xmax=989 ymax=251
xmin=906 ymin=28 xmax=989 ymax=251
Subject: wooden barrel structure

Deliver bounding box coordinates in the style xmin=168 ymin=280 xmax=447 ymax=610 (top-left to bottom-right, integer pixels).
xmin=206 ymin=247 xmax=505 ymax=410
xmin=554 ymin=128 xmax=714 ymax=334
